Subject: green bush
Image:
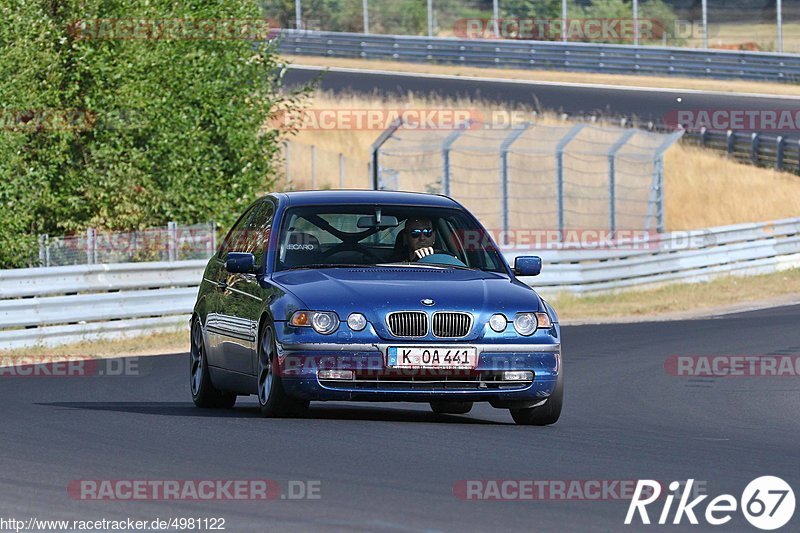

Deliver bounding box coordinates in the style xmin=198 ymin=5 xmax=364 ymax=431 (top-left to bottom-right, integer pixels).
xmin=0 ymin=0 xmax=301 ymax=268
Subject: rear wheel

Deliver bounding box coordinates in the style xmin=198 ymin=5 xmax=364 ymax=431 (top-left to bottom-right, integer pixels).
xmin=509 ymin=372 xmax=563 ymax=426
xmin=190 ymin=319 xmax=236 ymax=409
xmin=430 ymin=401 xmax=473 ymax=415
xmin=257 ymin=325 xmax=309 ymax=418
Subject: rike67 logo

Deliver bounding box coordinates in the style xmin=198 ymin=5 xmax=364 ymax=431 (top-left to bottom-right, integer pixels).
xmin=626 ymin=477 xmax=795 ymax=530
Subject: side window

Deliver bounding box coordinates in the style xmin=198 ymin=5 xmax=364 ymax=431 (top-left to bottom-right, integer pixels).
xmin=218 ymin=201 xmax=275 ymax=263
xmin=218 ymin=205 xmax=257 ymax=259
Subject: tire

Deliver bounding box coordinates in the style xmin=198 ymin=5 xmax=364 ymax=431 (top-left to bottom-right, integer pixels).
xmin=430 ymin=401 xmax=473 ymax=415
xmin=257 ymin=324 xmax=309 ymax=418
xmin=190 ymin=318 xmax=236 ymax=409
xmin=509 ymin=371 xmax=563 ymax=426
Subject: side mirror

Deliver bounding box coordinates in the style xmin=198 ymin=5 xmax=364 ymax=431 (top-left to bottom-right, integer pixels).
xmin=225 ymin=252 xmax=257 ymax=274
xmin=514 ymin=256 xmax=542 ymax=277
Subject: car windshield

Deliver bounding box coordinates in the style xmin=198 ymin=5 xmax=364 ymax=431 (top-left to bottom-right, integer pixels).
xmin=275 ymin=205 xmax=507 ymax=273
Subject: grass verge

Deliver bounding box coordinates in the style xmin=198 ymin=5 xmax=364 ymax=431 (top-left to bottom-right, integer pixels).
xmin=0 ymin=329 xmax=188 ymax=359
xmin=550 ymin=267 xmax=800 ymax=322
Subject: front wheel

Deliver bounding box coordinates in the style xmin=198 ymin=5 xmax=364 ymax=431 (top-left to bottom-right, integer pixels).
xmin=190 ymin=319 xmax=236 ymax=409
xmin=510 ymin=372 xmax=563 ymax=426
xmin=257 ymin=325 xmax=309 ymax=418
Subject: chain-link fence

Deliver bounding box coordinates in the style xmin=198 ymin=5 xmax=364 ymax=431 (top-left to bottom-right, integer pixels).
xmin=280 ymin=141 xmax=370 ymax=190
xmin=371 ymin=121 xmax=682 ymax=236
xmin=37 ymin=222 xmax=217 ymax=267
xmin=266 ymin=0 xmax=800 ymax=52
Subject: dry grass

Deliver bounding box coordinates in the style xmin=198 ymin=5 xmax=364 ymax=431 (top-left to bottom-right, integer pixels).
xmin=0 ymin=329 xmax=188 ymax=359
xmin=551 ymin=267 xmax=800 ymax=321
xmin=281 ymin=91 xmax=800 ymax=230
xmin=282 ymin=55 xmax=800 ymax=98
xmin=696 ymin=22 xmax=800 ymax=53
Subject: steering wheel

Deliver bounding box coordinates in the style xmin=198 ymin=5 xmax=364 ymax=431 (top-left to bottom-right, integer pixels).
xmin=416 ymin=253 xmax=468 ymax=267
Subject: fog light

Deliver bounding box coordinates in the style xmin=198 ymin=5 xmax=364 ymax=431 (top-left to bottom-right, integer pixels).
xmin=502 ymin=371 xmax=533 ymax=381
xmin=319 ymin=370 xmax=354 ymax=380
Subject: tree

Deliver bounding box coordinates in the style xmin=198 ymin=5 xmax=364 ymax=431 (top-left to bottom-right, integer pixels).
xmin=0 ymin=0 xmax=301 ymax=268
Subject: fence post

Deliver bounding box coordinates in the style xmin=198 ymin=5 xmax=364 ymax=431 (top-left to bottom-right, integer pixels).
xmin=339 ymin=153 xmax=345 ymax=188
xmin=441 ymin=121 xmax=472 ymax=197
xmin=284 ymin=141 xmax=291 ymax=188
xmin=38 ymin=234 xmax=45 ymax=267
xmin=726 ymin=129 xmax=734 ymax=157
xmin=86 ymin=228 xmax=95 ymax=265
xmin=167 ymin=221 xmax=177 ymax=262
xmin=608 ymin=130 xmax=637 ymax=236
xmin=45 ymin=234 xmax=50 ymax=267
xmin=776 ymin=136 xmax=785 ymax=171
xmin=555 ymin=124 xmax=585 ymax=241
xmin=369 ymin=119 xmax=403 ymax=190
xmin=499 ymin=124 xmax=531 ymax=244
xmin=310 ymin=145 xmax=316 ymax=189
xmin=751 ymin=132 xmax=760 ymax=165
xmin=700 ymin=126 xmax=708 ymax=146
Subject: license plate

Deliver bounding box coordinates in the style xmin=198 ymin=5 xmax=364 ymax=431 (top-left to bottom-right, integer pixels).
xmin=387 ymin=346 xmax=478 ymax=368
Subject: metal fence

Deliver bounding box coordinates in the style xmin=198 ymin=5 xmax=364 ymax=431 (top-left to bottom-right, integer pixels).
xmin=37 ymin=222 xmax=217 ymax=267
xmin=281 ymin=141 xmax=370 ymax=190
xmin=369 ymin=120 xmax=683 ymax=235
xmin=4 ymin=216 xmax=799 ymax=348
xmin=277 ymin=29 xmax=800 ymax=83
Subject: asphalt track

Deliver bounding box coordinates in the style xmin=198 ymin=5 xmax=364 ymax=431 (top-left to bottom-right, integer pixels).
xmin=283 ymin=65 xmax=800 ymax=124
xmin=2 ymin=305 xmax=799 ymax=532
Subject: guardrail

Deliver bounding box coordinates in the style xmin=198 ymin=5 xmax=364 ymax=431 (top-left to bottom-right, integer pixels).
xmin=278 ymin=30 xmax=800 ymax=83
xmin=2 ymin=217 xmax=799 ymax=348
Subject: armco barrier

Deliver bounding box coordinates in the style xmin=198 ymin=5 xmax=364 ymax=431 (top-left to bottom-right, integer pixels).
xmin=1 ymin=217 xmax=799 ymax=348
xmin=277 ymin=30 xmax=800 ymax=83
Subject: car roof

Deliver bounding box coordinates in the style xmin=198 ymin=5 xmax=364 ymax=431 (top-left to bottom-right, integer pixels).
xmin=271 ymin=190 xmax=461 ymax=208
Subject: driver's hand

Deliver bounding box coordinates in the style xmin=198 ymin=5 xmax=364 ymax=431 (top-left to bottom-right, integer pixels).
xmin=414 ymin=247 xmax=434 ymax=259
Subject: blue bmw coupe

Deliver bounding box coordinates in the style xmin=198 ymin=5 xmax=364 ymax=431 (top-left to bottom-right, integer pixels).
xmin=190 ymin=190 xmax=562 ymax=425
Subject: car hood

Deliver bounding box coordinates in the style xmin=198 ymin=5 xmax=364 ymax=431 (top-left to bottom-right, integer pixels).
xmin=271 ymin=266 xmax=543 ymax=340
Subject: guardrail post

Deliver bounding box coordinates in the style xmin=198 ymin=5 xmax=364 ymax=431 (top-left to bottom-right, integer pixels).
xmin=499 ymin=124 xmax=531 ymax=244
xmin=555 ymin=124 xmax=585 ymax=241
xmin=751 ymin=133 xmax=760 ymax=165
xmin=726 ymin=129 xmax=735 ymax=157
xmin=369 ymin=119 xmax=403 ymax=190
xmin=608 ymin=130 xmax=637 ymax=236
xmin=776 ymin=136 xmax=785 ymax=171
xmin=700 ymin=126 xmax=708 ymax=147
xmin=441 ymin=121 xmax=472 ymax=197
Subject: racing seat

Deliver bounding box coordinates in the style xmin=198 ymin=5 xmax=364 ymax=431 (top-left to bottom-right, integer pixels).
xmin=282 ymin=232 xmax=321 ymax=269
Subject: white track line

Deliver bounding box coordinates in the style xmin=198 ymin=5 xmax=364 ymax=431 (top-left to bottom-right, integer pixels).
xmin=288 ymin=64 xmax=800 ymax=101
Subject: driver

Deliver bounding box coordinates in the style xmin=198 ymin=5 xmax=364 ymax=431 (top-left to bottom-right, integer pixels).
xmin=403 ymin=217 xmax=436 ymax=261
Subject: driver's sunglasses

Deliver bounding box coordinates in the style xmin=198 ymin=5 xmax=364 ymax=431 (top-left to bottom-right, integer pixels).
xmin=410 ymin=228 xmax=434 ymax=239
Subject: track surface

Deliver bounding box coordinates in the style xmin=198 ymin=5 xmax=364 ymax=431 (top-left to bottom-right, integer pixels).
xmin=2 ymin=305 xmax=799 ymax=531
xmin=284 ymin=66 xmax=800 ymax=124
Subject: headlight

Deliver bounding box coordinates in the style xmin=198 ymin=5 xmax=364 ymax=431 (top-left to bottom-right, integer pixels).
xmin=290 ymin=311 xmax=339 ymax=335
xmin=513 ymin=313 xmax=537 ymax=336
xmin=347 ymin=312 xmax=367 ymax=331
xmin=489 ymin=313 xmax=507 ymax=332
xmin=512 ymin=312 xmax=553 ymax=336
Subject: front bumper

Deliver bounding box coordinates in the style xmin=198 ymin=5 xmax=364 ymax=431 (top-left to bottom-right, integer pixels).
xmin=275 ymin=340 xmax=560 ymax=403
